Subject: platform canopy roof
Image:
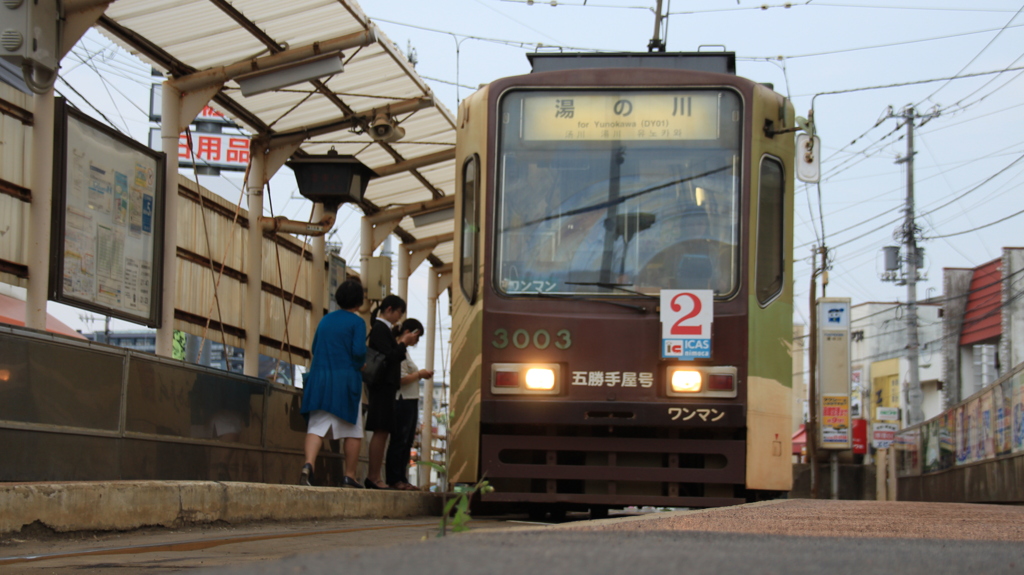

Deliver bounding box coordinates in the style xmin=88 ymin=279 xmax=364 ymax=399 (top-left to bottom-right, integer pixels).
xmin=97 ymin=0 xmax=457 ymax=268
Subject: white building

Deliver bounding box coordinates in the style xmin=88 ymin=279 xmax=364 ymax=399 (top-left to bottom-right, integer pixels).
xmin=850 ymin=301 xmax=944 ymax=428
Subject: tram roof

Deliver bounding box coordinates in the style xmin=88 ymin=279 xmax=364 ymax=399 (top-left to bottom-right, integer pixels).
xmin=97 ymin=0 xmax=456 ymax=268
xmin=527 ymin=51 xmax=736 ymax=75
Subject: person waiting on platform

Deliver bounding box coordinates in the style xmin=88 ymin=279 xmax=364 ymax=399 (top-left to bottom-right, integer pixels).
xmin=299 ymin=279 xmax=366 ymax=488
xmin=364 ymin=295 xmax=418 ymax=490
xmin=385 ymin=318 xmax=433 ymax=491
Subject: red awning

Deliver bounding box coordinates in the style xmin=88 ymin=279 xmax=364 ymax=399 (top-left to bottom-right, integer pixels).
xmin=791 ymin=424 xmax=806 ymax=455
xmin=0 ymin=293 xmax=86 ymax=339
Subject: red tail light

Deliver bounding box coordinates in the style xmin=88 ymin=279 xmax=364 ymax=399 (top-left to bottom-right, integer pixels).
xmin=708 ymin=374 xmax=734 ymax=391
xmin=495 ymin=371 xmax=519 ymax=388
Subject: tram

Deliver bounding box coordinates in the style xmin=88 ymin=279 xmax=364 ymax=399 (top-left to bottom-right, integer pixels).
xmin=449 ymin=52 xmax=795 ymax=515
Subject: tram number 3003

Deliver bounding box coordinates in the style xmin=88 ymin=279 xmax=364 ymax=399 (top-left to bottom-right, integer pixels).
xmin=492 ymin=328 xmax=572 ymax=350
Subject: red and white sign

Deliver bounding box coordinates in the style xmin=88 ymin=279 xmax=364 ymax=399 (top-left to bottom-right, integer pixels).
xmin=660 ymin=290 xmax=713 ymax=360
xmin=148 ymin=129 xmax=250 ymax=171
xmin=872 ymin=422 xmax=898 ymax=449
xmin=660 ymin=290 xmax=713 ymax=339
xmin=852 ymin=418 xmax=868 ymax=454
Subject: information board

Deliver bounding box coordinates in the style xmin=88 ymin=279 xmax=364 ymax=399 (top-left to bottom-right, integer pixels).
xmin=50 ymin=98 xmax=165 ymax=327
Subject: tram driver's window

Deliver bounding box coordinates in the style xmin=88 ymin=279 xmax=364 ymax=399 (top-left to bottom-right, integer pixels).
xmin=460 ymin=154 xmax=480 ymax=304
xmin=756 ymin=157 xmax=785 ymax=305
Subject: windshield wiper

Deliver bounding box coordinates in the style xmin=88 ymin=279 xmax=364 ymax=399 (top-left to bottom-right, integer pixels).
xmin=532 ymin=290 xmax=648 ymax=313
xmin=564 ymin=281 xmax=658 ymax=300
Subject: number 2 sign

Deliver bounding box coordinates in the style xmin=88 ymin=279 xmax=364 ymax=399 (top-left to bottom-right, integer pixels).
xmin=661 ymin=290 xmax=713 ymax=360
xmin=661 ymin=290 xmax=713 ymax=338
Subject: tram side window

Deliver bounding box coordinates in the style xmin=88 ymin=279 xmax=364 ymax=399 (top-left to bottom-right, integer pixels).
xmin=460 ymin=155 xmax=480 ymax=304
xmin=756 ymin=157 xmax=785 ymax=304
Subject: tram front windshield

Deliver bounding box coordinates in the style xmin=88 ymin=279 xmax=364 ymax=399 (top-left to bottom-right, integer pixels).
xmin=495 ymin=89 xmax=742 ymax=298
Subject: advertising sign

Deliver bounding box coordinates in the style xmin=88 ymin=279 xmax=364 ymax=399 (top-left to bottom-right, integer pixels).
xmin=996 ymin=380 xmax=1012 ymax=456
xmin=148 ymin=129 xmax=250 ymax=172
xmin=851 ymin=418 xmax=868 ymax=455
xmin=816 ymin=297 xmax=851 ymax=449
xmin=1014 ymin=373 xmax=1023 ymax=454
xmin=876 ymin=406 xmax=900 ymax=421
xmin=821 ymin=394 xmax=850 ymax=446
xmin=956 ymin=405 xmax=970 ymax=465
xmin=872 ymin=422 xmax=898 ymax=449
xmin=660 ymin=289 xmax=713 ymax=360
xmin=50 ymin=98 xmax=164 ymax=327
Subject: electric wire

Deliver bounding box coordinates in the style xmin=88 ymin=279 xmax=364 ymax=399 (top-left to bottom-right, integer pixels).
xmin=926 ymin=206 xmax=1024 ymax=239
xmin=746 ymin=22 xmax=1024 ymax=60
xmin=915 ymin=5 xmax=1024 ymax=107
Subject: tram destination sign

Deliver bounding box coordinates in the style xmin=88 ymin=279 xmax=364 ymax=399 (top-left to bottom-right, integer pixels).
xmin=521 ymin=92 xmax=720 ymax=141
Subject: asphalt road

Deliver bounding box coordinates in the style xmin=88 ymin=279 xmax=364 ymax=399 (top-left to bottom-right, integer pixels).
xmin=3 ymin=500 xmax=1022 ymax=574
xmin=206 ymin=529 xmax=1022 ymax=575
xmin=201 ymin=500 xmax=1024 ymax=575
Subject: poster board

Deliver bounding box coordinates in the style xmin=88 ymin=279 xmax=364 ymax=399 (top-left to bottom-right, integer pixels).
xmin=49 ymin=98 xmax=165 ymax=327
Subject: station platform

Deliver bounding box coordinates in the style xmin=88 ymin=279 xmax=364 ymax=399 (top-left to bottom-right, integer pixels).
xmin=0 ymin=481 xmax=441 ymax=535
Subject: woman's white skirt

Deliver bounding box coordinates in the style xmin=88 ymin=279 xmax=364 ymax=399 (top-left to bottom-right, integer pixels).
xmin=307 ymin=407 xmax=363 ymax=439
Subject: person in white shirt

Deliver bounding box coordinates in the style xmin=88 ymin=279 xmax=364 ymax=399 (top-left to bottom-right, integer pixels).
xmin=385 ymin=318 xmax=432 ymax=490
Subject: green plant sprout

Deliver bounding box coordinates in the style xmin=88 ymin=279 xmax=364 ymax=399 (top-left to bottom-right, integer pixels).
xmin=417 ymin=460 xmax=493 ymax=536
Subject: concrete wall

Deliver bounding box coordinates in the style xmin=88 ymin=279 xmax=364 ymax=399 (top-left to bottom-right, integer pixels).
xmin=0 ymin=324 xmax=349 ymax=486
xmin=942 ymin=269 xmax=973 ymax=407
xmin=1003 ymin=248 xmax=1024 ymax=372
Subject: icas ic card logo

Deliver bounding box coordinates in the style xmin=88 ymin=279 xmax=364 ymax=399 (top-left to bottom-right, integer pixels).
xmin=660 ymin=290 xmax=713 ymax=360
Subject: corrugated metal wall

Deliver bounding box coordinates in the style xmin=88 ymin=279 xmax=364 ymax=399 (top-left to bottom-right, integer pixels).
xmin=0 ymin=84 xmax=32 ymax=288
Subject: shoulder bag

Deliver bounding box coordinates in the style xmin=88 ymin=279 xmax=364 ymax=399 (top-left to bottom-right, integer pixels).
xmin=362 ymin=347 xmax=385 ymax=386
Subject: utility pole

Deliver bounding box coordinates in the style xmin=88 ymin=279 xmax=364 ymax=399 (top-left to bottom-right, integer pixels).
xmin=884 ymin=105 xmax=937 ymax=426
xmin=807 ymin=244 xmax=828 ymax=499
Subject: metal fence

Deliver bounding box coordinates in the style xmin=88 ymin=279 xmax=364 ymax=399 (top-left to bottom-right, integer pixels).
xmin=893 ymin=361 xmax=1024 ymax=503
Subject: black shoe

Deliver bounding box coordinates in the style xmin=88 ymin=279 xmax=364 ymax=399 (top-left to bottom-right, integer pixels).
xmin=364 ymin=478 xmax=389 ymax=490
xmin=340 ymin=476 xmax=363 ymax=489
xmin=299 ymin=463 xmax=313 ymax=486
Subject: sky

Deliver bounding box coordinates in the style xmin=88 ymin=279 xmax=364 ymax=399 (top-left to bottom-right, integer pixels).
xmin=36 ymin=0 xmax=1024 ymax=365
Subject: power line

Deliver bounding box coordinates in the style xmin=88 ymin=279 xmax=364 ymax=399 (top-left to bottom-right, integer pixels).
xmin=915 ymin=5 xmax=1024 ymax=107
xmin=371 ymin=15 xmax=605 ymax=52
xmin=925 ymin=205 xmax=1024 ymax=239
xmin=744 ymin=23 xmax=1024 ymax=61
xmin=668 ymin=2 xmax=1021 ymax=15
xmin=797 ymin=146 xmax=1024 ymax=252
xmin=797 ymin=64 xmax=1024 ymax=99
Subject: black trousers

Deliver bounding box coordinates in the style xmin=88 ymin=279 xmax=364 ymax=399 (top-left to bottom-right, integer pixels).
xmin=385 ymin=397 xmax=419 ymax=485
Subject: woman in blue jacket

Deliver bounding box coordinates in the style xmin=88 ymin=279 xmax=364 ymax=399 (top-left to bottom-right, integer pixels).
xmin=300 ymin=279 xmax=366 ymax=488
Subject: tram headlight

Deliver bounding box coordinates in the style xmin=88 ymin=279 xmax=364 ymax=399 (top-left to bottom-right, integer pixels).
xmin=491 ymin=363 xmax=560 ymax=395
xmin=670 ymin=370 xmax=702 ymax=393
xmin=665 ymin=366 xmax=738 ymax=398
xmin=525 ymin=368 xmax=555 ymax=390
